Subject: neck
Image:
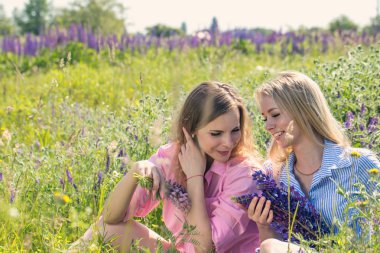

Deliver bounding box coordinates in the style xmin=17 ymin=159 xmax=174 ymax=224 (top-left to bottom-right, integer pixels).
xmin=292 ymin=138 xmax=324 ymax=173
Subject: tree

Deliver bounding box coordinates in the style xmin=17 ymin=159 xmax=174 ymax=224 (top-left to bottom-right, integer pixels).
xmin=0 ymin=5 xmax=14 ymax=35
xmin=363 ymin=15 xmax=380 ymax=35
xmin=210 ymin=16 xmax=219 ymax=35
xmin=328 ymin=15 xmax=358 ymax=33
xmin=13 ymin=0 xmax=50 ymax=34
xmin=53 ymin=0 xmax=126 ymax=35
xmin=180 ymin=22 xmax=187 ymax=35
xmin=146 ymin=24 xmax=183 ymax=37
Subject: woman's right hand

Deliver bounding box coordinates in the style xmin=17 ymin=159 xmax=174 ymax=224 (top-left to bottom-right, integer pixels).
xmin=178 ymin=127 xmax=206 ymax=178
xmin=247 ymin=196 xmax=273 ymax=227
xmin=132 ymin=160 xmax=163 ymax=199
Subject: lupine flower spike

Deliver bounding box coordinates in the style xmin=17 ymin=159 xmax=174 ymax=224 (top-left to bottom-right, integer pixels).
xmin=134 ymin=173 xmax=191 ymax=213
xmin=233 ymin=170 xmax=330 ymax=242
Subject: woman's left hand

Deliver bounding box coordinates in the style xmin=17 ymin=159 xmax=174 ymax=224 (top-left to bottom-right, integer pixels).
xmin=178 ymin=127 xmax=206 ymax=178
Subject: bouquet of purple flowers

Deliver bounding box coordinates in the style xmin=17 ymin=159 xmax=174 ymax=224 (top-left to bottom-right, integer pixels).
xmin=233 ymin=170 xmax=330 ymax=242
xmin=134 ymin=173 xmax=191 ymax=214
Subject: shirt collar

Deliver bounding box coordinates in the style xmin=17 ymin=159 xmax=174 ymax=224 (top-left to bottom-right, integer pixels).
xmin=321 ymin=139 xmax=352 ymax=170
xmin=204 ymin=160 xmax=227 ymax=185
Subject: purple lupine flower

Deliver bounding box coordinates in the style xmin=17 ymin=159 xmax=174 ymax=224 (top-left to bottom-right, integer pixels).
xmin=165 ymin=180 xmax=191 ymax=214
xmin=10 ymin=189 xmax=15 ymax=203
xmin=66 ymin=168 xmax=73 ymax=184
xmin=97 ymin=171 xmax=103 ymax=186
xmin=0 ymin=173 xmax=2 ymax=181
xmin=135 ymin=174 xmax=191 ymax=213
xmin=359 ymin=123 xmax=365 ymax=131
xmin=360 ymin=103 xmax=366 ymax=116
xmin=60 ymin=178 xmax=65 ymax=189
xmin=344 ymin=111 xmax=355 ymax=129
xmin=105 ymin=150 xmax=110 ymax=173
xmin=233 ymin=170 xmax=329 ymax=242
xmin=368 ymin=117 xmax=378 ymax=133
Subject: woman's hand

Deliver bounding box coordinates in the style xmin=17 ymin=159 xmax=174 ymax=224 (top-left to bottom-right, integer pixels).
xmin=178 ymin=127 xmax=206 ymax=178
xmin=132 ymin=160 xmax=163 ymax=199
xmin=247 ymin=196 xmax=273 ymax=227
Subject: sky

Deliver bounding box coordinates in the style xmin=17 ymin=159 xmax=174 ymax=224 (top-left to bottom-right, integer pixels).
xmin=1 ymin=0 xmax=379 ymax=33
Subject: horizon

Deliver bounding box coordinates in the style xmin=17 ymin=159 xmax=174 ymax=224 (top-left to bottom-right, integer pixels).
xmin=1 ymin=0 xmax=379 ymax=33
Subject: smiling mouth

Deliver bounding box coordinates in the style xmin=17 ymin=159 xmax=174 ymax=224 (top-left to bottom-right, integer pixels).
xmin=273 ymin=131 xmax=284 ymax=140
xmin=218 ymin=151 xmax=230 ymax=156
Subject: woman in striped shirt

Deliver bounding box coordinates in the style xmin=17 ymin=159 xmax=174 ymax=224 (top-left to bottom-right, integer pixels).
xmin=248 ymin=71 xmax=380 ymax=253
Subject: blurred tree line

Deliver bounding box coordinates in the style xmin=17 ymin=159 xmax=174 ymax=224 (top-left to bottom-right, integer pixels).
xmin=1 ymin=0 xmax=380 ymax=36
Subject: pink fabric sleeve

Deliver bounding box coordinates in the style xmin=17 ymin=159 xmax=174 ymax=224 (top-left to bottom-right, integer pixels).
xmin=123 ymin=144 xmax=174 ymax=221
xmin=210 ymin=163 xmax=261 ymax=252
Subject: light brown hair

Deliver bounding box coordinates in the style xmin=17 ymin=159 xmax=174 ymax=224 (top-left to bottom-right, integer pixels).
xmin=172 ymin=81 xmax=261 ymax=183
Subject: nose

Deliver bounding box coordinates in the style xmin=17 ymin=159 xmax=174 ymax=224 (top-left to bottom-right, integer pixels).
xmin=265 ymin=118 xmax=275 ymax=132
xmin=222 ymin=134 xmax=234 ymax=148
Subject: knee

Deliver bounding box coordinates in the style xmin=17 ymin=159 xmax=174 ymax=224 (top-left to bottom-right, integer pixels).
xmin=260 ymin=238 xmax=280 ymax=253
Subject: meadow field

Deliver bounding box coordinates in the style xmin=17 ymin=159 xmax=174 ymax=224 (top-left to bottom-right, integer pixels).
xmin=0 ymin=30 xmax=379 ymax=252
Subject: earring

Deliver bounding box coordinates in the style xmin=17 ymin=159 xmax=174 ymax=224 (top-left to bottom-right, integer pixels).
xmin=191 ymin=134 xmax=195 ymax=138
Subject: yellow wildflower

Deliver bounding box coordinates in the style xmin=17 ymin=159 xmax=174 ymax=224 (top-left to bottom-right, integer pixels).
xmin=54 ymin=192 xmax=71 ymax=204
xmin=351 ymin=151 xmax=361 ymax=158
xmin=368 ymin=168 xmax=379 ymax=175
xmin=62 ymin=195 xmax=71 ymax=203
xmin=355 ymin=200 xmax=369 ymax=207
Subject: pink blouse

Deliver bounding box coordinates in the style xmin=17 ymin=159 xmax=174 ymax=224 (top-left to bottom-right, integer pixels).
xmin=124 ymin=143 xmax=261 ymax=252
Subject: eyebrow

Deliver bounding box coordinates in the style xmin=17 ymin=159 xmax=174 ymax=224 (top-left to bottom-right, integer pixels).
xmin=209 ymin=126 xmax=240 ymax=132
xmin=262 ymin=108 xmax=278 ymax=115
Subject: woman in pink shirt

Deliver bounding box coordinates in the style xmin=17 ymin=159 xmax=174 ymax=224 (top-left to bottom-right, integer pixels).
xmin=71 ymin=81 xmax=262 ymax=252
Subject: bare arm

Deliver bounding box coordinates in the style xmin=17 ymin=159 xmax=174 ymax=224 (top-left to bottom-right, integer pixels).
xmin=103 ymin=161 xmax=162 ymax=224
xmin=179 ymin=128 xmax=213 ymax=252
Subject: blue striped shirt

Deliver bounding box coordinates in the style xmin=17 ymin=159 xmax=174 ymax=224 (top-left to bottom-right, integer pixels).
xmin=265 ymin=140 xmax=380 ymax=233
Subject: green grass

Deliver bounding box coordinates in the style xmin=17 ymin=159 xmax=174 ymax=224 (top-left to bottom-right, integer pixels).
xmin=0 ymin=43 xmax=379 ymax=252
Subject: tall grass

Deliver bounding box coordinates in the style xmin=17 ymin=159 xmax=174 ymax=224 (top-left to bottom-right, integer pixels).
xmin=0 ymin=43 xmax=379 ymax=252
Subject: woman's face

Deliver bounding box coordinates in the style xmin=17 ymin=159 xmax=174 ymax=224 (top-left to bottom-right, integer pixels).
xmin=195 ymin=107 xmax=241 ymax=162
xmin=259 ymin=95 xmax=302 ymax=149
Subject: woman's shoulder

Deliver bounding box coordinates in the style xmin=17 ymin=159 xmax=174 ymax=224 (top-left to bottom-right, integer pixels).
xmin=228 ymin=155 xmax=262 ymax=170
xmin=347 ymin=147 xmax=380 ymax=169
xmin=155 ymin=142 xmax=179 ymax=157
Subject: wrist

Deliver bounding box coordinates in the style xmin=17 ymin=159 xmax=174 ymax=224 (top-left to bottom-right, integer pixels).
xmin=186 ymin=174 xmax=204 ymax=181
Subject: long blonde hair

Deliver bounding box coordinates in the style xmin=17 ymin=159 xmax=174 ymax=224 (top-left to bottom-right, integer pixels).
xmin=255 ymin=71 xmax=350 ymax=165
xmin=172 ymin=81 xmax=262 ymax=184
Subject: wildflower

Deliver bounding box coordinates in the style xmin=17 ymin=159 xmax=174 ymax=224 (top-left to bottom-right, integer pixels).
xmin=233 ymin=170 xmax=329 ymax=242
xmin=360 ymin=103 xmax=366 ymax=116
xmin=107 ymin=141 xmax=118 ymax=154
xmin=54 ymin=192 xmax=72 ymax=204
xmin=368 ymin=168 xmax=379 ymax=175
xmin=135 ymin=174 xmax=191 ymax=213
xmin=6 ymin=106 xmax=13 ymax=113
xmin=10 ymin=189 xmax=15 ymax=203
xmin=165 ymin=180 xmax=191 ymax=214
xmin=62 ymin=195 xmax=72 ymax=203
xmin=368 ymin=117 xmax=378 ymax=133
xmin=1 ymin=129 xmax=11 ymax=142
xmin=351 ymin=151 xmax=361 ymax=158
xmin=59 ymin=178 xmax=65 ymax=189
xmin=97 ymin=171 xmax=103 ymax=185
xmin=0 ymin=172 xmax=2 ymax=181
xmin=66 ymin=167 xmax=73 ymax=184
xmin=344 ymin=111 xmax=354 ymax=129
xmin=355 ymin=200 xmax=369 ymax=207
xmin=9 ymin=207 xmax=19 ymax=217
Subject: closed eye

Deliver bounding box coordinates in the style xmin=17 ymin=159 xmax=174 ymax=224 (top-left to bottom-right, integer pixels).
xmin=232 ymin=127 xmax=240 ymax=132
xmin=210 ymin=132 xmax=222 ymax=136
